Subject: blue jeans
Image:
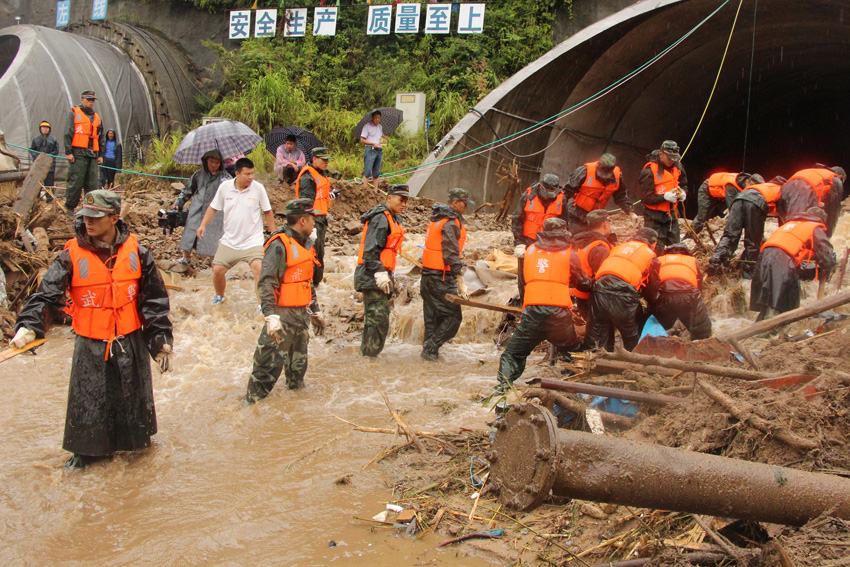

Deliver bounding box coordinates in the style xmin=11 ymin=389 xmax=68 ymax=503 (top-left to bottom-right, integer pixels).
xmin=363 ymin=146 xmax=383 ymax=179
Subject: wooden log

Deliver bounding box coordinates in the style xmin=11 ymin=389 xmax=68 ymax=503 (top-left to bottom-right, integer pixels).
xmin=727 ymin=336 xmax=760 ymax=371
xmin=0 ymin=171 xmax=27 ymax=183
xmin=835 ymin=248 xmax=850 ymax=292
xmin=445 ymin=293 xmax=522 ymax=315
xmin=608 ymin=346 xmax=778 ymax=382
xmin=13 ymin=153 xmax=52 ymax=224
xmin=538 ymin=378 xmax=688 ymax=407
xmin=524 ymin=388 xmax=636 ymax=429
xmin=577 ymin=358 xmax=681 ymax=377
xmin=697 ymin=379 xmax=820 ymax=452
xmin=726 ymin=288 xmax=850 ymax=341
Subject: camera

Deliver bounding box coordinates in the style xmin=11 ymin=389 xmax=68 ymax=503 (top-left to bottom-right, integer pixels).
xmin=157 ymin=209 xmax=188 ymax=235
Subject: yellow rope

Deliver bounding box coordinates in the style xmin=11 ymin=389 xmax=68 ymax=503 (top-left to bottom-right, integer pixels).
xmin=681 ymin=0 xmax=746 ymax=159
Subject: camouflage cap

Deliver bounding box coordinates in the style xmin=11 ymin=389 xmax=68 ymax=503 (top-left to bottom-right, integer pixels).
xmin=311 ymin=147 xmax=331 ymax=160
xmin=284 ymin=198 xmax=315 ymax=216
xmin=585 ymin=209 xmax=610 ymax=228
xmin=830 ymin=166 xmax=847 ymax=180
xmin=77 ymin=190 xmax=120 ymax=217
xmin=635 ymin=227 xmax=658 ymax=245
xmin=806 ymin=207 xmax=828 ymax=223
xmin=542 ymin=217 xmax=568 ymax=232
xmin=447 ymin=187 xmax=470 ymax=202
xmin=81 ymin=90 xmax=97 ymax=100
xmin=598 ymin=153 xmax=617 ymax=171
xmin=664 ymin=243 xmax=692 ymax=256
xmin=541 ymin=173 xmax=561 ymax=188
xmin=387 ymin=184 xmax=410 ymax=197
xmin=660 ymin=140 xmax=680 ymax=159
xmin=748 ymin=173 xmax=765 ymax=185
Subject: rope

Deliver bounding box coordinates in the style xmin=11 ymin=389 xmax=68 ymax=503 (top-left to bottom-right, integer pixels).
xmin=742 ymin=0 xmax=758 ymax=170
xmin=681 ymin=0 xmax=746 ymax=158
xmin=6 ymin=142 xmax=191 ymax=181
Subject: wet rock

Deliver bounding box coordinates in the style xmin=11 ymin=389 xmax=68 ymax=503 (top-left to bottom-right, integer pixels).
xmin=579 ymin=502 xmax=608 ymax=520
xmin=345 ymin=220 xmax=362 ymax=235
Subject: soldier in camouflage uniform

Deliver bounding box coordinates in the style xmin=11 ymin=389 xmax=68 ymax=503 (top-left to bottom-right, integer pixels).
xmin=354 ymin=185 xmax=409 ymax=357
xmin=244 ymin=199 xmax=325 ymax=403
xmin=64 ymin=90 xmax=105 ymax=213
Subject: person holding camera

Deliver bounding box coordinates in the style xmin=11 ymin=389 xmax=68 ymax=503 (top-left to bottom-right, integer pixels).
xmin=172 ymin=149 xmax=230 ymax=264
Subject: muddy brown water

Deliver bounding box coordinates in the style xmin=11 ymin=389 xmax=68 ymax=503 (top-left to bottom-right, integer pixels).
xmin=0 ymin=232 xmax=508 ymax=566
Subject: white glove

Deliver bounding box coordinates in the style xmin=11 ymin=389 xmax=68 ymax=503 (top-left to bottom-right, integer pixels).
xmin=309 ymin=227 xmax=318 ymax=241
xmin=11 ymin=327 xmax=35 ymax=349
xmin=663 ymin=192 xmax=678 ymax=203
xmin=456 ymin=276 xmax=470 ymax=300
xmin=677 ymin=188 xmax=687 ymax=202
xmin=330 ymin=189 xmax=340 ymax=200
xmin=311 ymin=312 xmax=326 ymax=336
xmin=265 ymin=314 xmax=284 ymax=344
xmin=375 ymin=271 xmax=393 ymax=295
xmin=513 ymin=244 xmax=526 ymax=257
xmin=155 ymin=344 xmax=173 ymax=373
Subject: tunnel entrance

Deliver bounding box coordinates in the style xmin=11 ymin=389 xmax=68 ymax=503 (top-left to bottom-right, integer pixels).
xmin=0 ymin=35 xmax=20 ymax=79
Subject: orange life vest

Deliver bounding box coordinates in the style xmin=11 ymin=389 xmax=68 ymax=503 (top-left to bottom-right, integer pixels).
xmin=595 ymin=241 xmax=656 ymax=289
xmin=761 ymin=220 xmax=827 ymax=266
xmin=573 ymin=162 xmax=622 ymax=212
xmin=71 ymin=107 xmax=102 ymax=152
xmin=65 ymin=235 xmax=143 ymax=358
xmin=523 ymin=244 xmax=573 ymax=309
xmin=748 ymin=182 xmax=781 ymax=216
xmin=264 ymin=231 xmax=318 ymax=307
xmin=422 ymin=217 xmax=467 ymax=277
xmin=707 ymin=172 xmax=742 ymax=199
xmin=643 ymin=162 xmax=681 ymax=213
xmin=657 ymin=254 xmax=699 ymax=288
xmin=788 ymin=168 xmax=839 ymax=205
xmin=571 ymin=239 xmax=611 ymax=300
xmin=295 ymin=166 xmax=332 ymax=216
xmin=522 ymin=188 xmax=564 ymax=240
xmin=357 ymin=210 xmax=406 ymax=272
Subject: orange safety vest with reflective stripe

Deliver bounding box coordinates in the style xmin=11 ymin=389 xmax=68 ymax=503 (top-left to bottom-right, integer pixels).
xmin=657 ymin=254 xmax=699 ymax=288
xmin=595 ymin=241 xmax=656 ymax=289
xmin=788 ymin=168 xmax=839 ymax=205
xmin=707 ymin=172 xmax=742 ymax=199
xmin=357 ymin=210 xmax=406 ymax=272
xmin=643 ymin=162 xmax=681 ymax=213
xmin=264 ymin=231 xmax=318 ymax=307
xmin=295 ymin=166 xmax=332 ymax=216
xmin=523 ymin=244 xmax=573 ymax=309
xmin=422 ymin=217 xmax=467 ymax=277
xmin=573 ymin=162 xmax=622 ymax=212
xmin=748 ymin=182 xmax=781 ymax=216
xmin=760 ymin=220 xmax=827 ymax=266
xmin=571 ymin=239 xmax=611 ymax=300
xmin=522 ymin=189 xmax=564 ymax=240
xmin=65 ymin=235 xmax=142 ymax=357
xmin=71 ymin=107 xmax=102 ymax=152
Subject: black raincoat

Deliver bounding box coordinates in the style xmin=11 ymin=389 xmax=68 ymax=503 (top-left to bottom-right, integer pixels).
xmin=175 ymin=149 xmax=230 ymax=257
xmin=750 ymin=212 xmax=836 ymax=315
xmin=777 ymin=176 xmax=843 ymax=236
xmin=16 ymin=219 xmax=173 ymax=457
xmin=562 ymin=164 xmax=631 ymax=231
xmin=649 ymin=258 xmax=711 ymax=340
xmin=710 ymin=189 xmax=770 ymax=277
xmin=692 ymin=172 xmax=748 ymax=234
xmin=510 ymin=183 xmax=569 ymax=246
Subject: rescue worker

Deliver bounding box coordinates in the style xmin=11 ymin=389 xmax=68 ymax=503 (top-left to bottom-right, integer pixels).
xmin=64 ymin=90 xmax=105 ymax=213
xmin=496 ymin=218 xmax=591 ymax=391
xmin=650 ymin=243 xmax=711 ymax=340
xmin=636 ymin=141 xmax=688 ymax=254
xmin=585 ymin=227 xmax=660 ymax=352
xmin=778 ymin=166 xmax=846 ymax=236
xmin=295 ymin=147 xmax=335 ymax=286
xmin=11 ymin=190 xmax=173 ymax=469
xmin=244 ymin=199 xmax=325 ymax=403
xmin=691 ymin=172 xmax=762 ymax=234
xmin=511 ymin=173 xmax=566 ymax=300
xmin=570 ymin=209 xmax=616 ymax=325
xmin=562 ymin=153 xmax=631 ymax=232
xmin=354 ymin=185 xmax=408 ymax=357
xmin=29 ymin=120 xmax=59 ymax=199
xmin=709 ymin=177 xmax=783 ymax=278
xmin=420 ymin=188 xmax=471 ymax=362
xmin=750 ymin=207 xmax=836 ymax=320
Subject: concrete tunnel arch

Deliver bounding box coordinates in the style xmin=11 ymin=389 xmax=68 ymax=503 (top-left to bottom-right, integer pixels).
xmin=409 ymin=0 xmax=850 ymax=210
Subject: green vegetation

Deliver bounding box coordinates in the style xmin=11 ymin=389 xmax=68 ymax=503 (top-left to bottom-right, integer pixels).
xmin=143 ymin=0 xmax=566 ymax=181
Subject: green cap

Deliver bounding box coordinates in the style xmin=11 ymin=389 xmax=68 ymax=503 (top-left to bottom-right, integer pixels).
xmin=311 ymin=147 xmax=331 ymax=160
xmin=660 ymin=140 xmax=680 ymax=159
xmin=81 ymin=90 xmax=97 ymax=100
xmin=542 ymin=217 xmax=568 ymax=232
xmin=598 ymin=153 xmax=617 ymax=171
xmin=585 ymin=209 xmax=610 ymax=228
xmin=447 ymin=187 xmax=469 ymax=202
xmin=387 ymin=184 xmax=410 ymax=197
xmin=77 ymin=190 xmax=120 ymax=217
xmin=284 ymin=198 xmax=315 ymax=216
xmin=541 ymin=173 xmax=561 ymax=188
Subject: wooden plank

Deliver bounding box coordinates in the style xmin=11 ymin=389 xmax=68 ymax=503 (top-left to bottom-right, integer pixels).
xmin=726 ymin=288 xmax=850 ymax=341
xmin=13 ymin=153 xmax=52 ymax=219
xmin=538 ymin=378 xmax=689 ymax=406
xmin=0 ymin=339 xmax=47 ymax=363
xmin=445 ymin=293 xmax=522 ymax=315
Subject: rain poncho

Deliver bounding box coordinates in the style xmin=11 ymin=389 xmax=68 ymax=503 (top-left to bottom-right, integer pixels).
xmin=175 ymin=149 xmax=229 ymax=257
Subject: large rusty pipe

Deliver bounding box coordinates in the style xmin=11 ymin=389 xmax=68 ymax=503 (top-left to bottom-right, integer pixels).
xmin=487 ymin=403 xmax=850 ymax=524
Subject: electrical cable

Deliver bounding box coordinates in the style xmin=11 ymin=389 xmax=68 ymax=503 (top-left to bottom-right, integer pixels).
xmin=742 ymin=0 xmax=758 ymax=171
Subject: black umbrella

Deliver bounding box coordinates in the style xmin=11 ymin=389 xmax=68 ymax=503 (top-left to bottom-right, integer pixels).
xmin=265 ymin=126 xmax=324 ymax=159
xmin=352 ymin=108 xmax=404 ymax=142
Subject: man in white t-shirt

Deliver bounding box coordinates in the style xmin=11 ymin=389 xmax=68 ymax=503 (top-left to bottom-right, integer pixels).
xmin=197 ymin=157 xmax=275 ymax=304
xmin=360 ymin=110 xmax=387 ymax=192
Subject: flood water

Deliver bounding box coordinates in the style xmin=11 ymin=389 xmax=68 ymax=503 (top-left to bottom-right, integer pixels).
xmin=1 ymin=232 xmax=509 ymax=566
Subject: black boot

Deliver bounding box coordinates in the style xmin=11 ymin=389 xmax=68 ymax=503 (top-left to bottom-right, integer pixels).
xmin=65 ymin=454 xmax=92 ymax=470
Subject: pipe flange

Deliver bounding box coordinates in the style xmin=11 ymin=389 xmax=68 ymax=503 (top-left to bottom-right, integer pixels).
xmin=489 ymin=402 xmax=559 ymax=511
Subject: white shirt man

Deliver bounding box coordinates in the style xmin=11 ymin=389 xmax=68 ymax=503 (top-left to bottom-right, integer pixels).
xmin=198 ymin=157 xmax=275 ymax=304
